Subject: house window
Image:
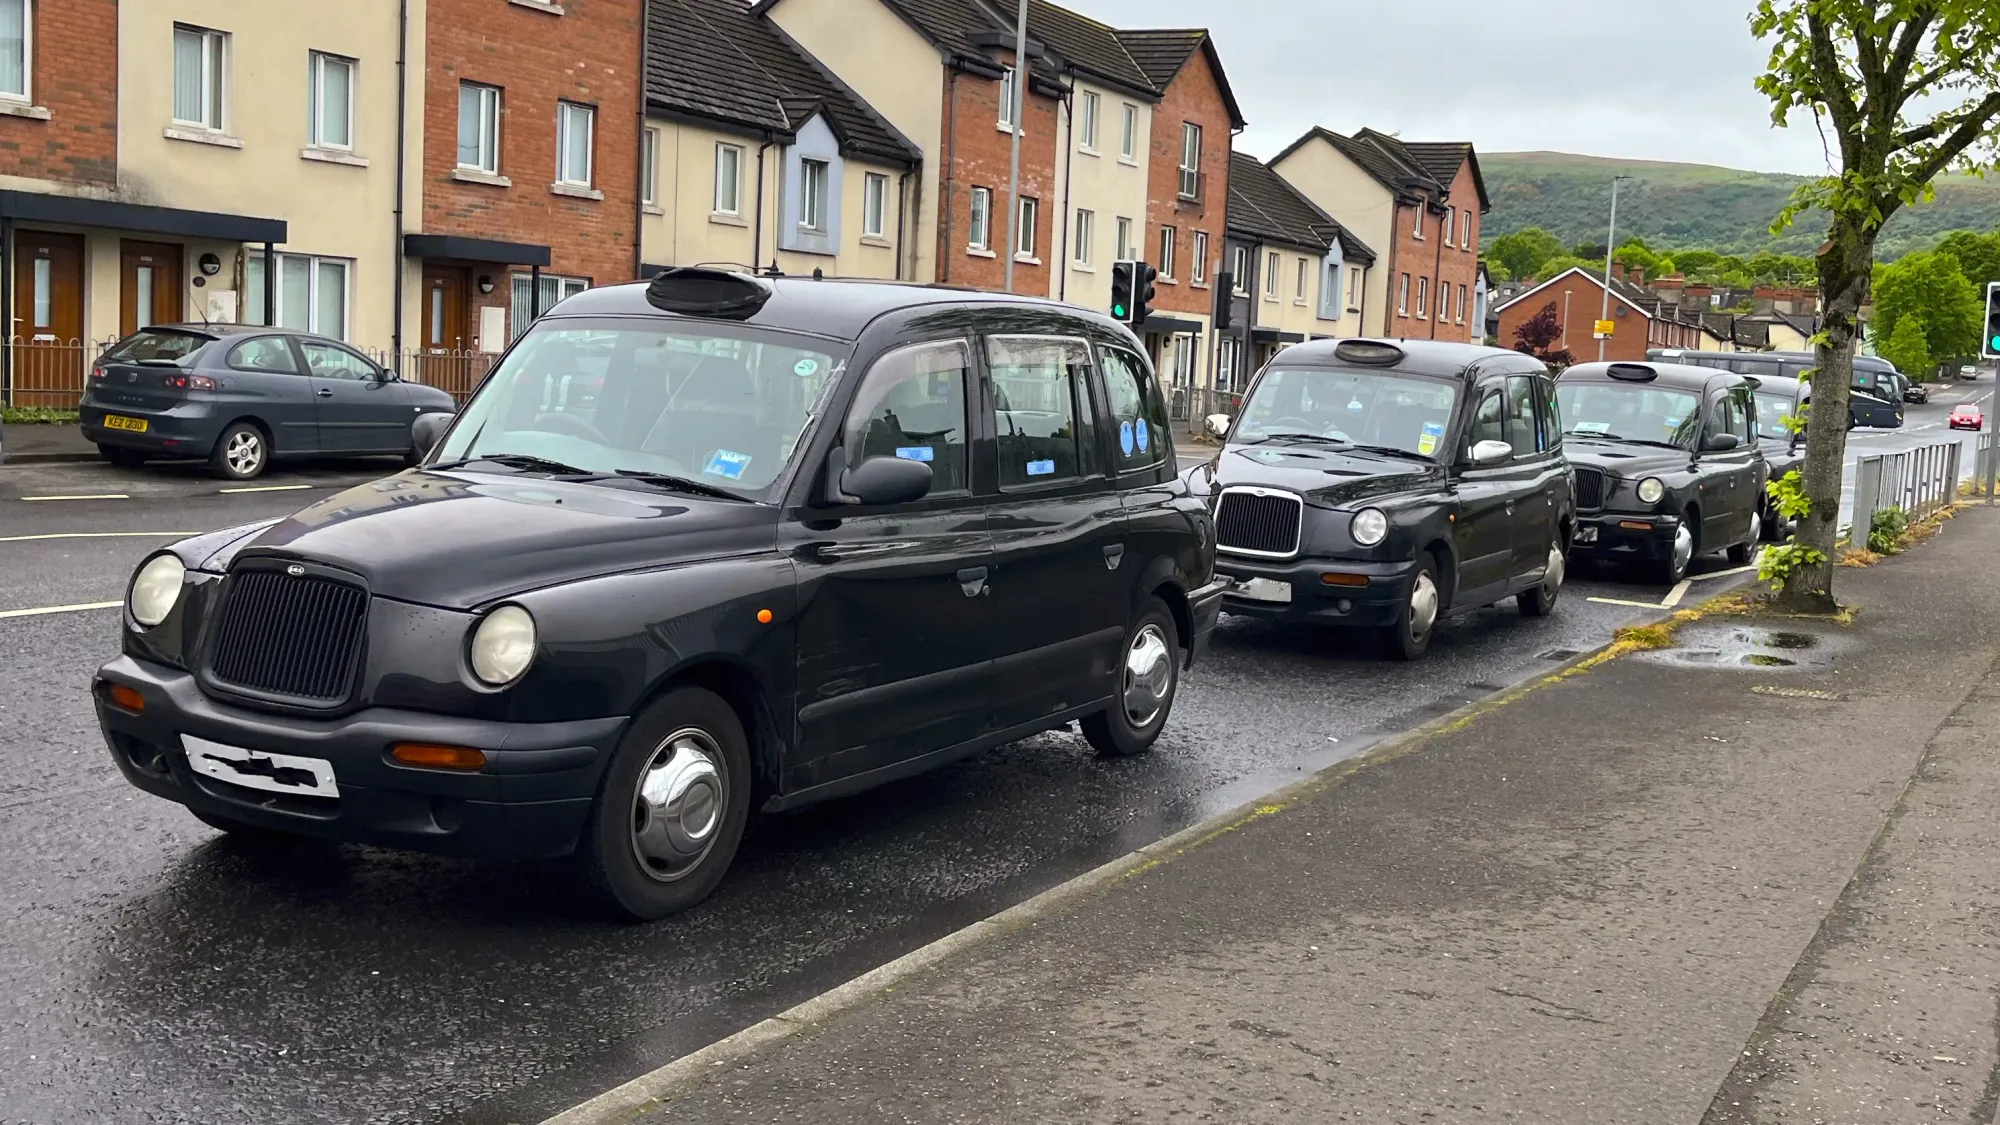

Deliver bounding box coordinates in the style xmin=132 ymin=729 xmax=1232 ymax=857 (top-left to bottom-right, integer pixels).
xmin=457 ymin=82 xmax=500 ymax=173
xmin=1157 ymin=225 xmax=1176 ymax=279
xmin=1078 ymin=89 xmax=1098 ymax=151
xmin=1458 ymin=284 xmax=1469 ymax=323
xmin=1192 ymin=231 xmax=1209 ymax=284
xmin=1462 ymin=209 xmax=1473 ymax=249
xmin=556 ymin=101 xmax=594 ymax=186
xmin=308 ymin=52 xmax=355 ymax=149
xmin=1115 ymin=216 xmax=1133 ymax=261
xmin=245 ymin=254 xmax=351 ymax=339
xmin=510 ymin=274 xmax=589 ymax=340
xmin=1120 ymin=103 xmax=1137 ymax=159
xmin=1178 ymin=123 xmax=1201 ymax=199
xmin=1439 ymin=282 xmax=1451 ymax=322
xmin=641 ymin=127 xmax=661 ymax=207
xmin=863 ymin=173 xmax=888 ymax=238
xmin=1295 ymin=258 xmax=1308 ymax=302
xmin=1217 ymin=336 xmax=1239 ymax=392
xmin=1232 ymin=246 xmax=1249 ymax=295
xmin=173 ymin=24 xmax=228 ymax=130
xmin=998 ymin=67 xmax=1017 ymax=129
xmin=0 ymin=0 xmax=27 ymax=103
xmin=1263 ymin=251 xmax=1279 ymax=298
xmin=1323 ymin=261 xmax=1340 ymax=314
xmin=1015 ymin=196 xmax=1038 ymax=258
xmin=969 ymin=187 xmax=992 ymax=249
xmin=1398 ymin=272 xmax=1410 ymax=314
xmin=1442 ymin=208 xmax=1454 ymax=247
xmin=1416 ymin=277 xmax=1429 ymax=318
xmin=799 ymin=158 xmax=828 ymax=231
xmin=1072 ymin=208 xmax=1094 ymax=267
xmin=714 ymin=143 xmax=742 ymax=214
xmin=1348 ymin=266 xmax=1362 ymax=311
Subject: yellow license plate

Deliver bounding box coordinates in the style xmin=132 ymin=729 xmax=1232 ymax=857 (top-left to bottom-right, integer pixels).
xmin=103 ymin=415 xmax=148 ymax=433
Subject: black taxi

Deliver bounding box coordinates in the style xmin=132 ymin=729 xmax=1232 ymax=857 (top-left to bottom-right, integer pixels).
xmin=1556 ymin=361 xmax=1767 ymax=584
xmin=91 ymin=269 xmax=1226 ymax=920
xmin=1188 ymin=339 xmax=1573 ymax=660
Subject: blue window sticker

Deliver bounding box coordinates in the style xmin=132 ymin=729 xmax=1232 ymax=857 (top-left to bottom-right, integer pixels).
xmin=1119 ymin=420 xmax=1135 ymax=456
xmin=895 ymin=446 xmax=935 ymax=462
xmin=1136 ymin=419 xmax=1150 ymax=452
xmin=793 ymin=358 xmax=820 ymax=378
xmin=702 ymin=449 xmax=752 ymax=481
xmin=1026 ymin=459 xmax=1056 ymax=477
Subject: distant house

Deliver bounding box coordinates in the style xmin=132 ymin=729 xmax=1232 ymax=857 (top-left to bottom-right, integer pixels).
xmin=1490 ymin=265 xmax=1705 ymax=361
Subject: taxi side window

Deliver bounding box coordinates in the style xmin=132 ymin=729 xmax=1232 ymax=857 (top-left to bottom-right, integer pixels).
xmin=1731 ymin=387 xmax=1755 ymax=442
xmin=1504 ymin=375 xmax=1540 ymax=456
xmin=228 ymin=336 xmax=300 ymax=374
xmin=1532 ymin=375 xmax=1562 ymax=450
xmin=1471 ymin=387 xmax=1506 ymax=450
xmin=1704 ymin=391 xmax=1748 ymax=445
xmin=988 ymin=336 xmax=1092 ymax=488
xmin=1099 ymin=345 xmax=1166 ymax=471
xmin=842 ymin=340 xmax=970 ymax=494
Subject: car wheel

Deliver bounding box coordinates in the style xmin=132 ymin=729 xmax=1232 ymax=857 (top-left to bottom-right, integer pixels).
xmin=1381 ymin=556 xmax=1442 ymax=661
xmin=1727 ymin=510 xmax=1761 ymax=565
xmin=98 ymin=444 xmax=146 ymax=468
xmin=1081 ymin=597 xmax=1180 ymax=758
xmin=1652 ymin=519 xmax=1695 ymax=586
xmin=190 ymin=807 xmax=306 ymax=844
xmin=582 ymin=686 xmax=750 ymax=921
xmin=210 ymin=422 xmax=268 ymax=481
xmin=1518 ymin=535 xmax=1564 ymax=618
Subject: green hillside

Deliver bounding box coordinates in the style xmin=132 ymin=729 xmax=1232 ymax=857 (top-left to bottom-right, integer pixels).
xmin=1480 ymin=151 xmax=2000 ymax=260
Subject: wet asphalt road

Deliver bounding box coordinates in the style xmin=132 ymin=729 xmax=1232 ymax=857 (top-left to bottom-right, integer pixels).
xmin=0 ymin=447 xmax=1834 ymax=1125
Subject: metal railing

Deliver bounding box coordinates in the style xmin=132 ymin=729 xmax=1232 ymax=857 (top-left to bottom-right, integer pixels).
xmin=1169 ymin=385 xmax=1242 ymax=438
xmin=3 ymin=336 xmax=120 ymax=409
xmin=374 ymin=348 xmax=499 ymax=405
xmin=1854 ymin=440 xmax=1961 ymax=521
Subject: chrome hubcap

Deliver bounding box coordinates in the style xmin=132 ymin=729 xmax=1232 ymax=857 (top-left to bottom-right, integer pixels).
xmin=1408 ymin=572 xmax=1440 ymax=639
xmin=1672 ymin=524 xmax=1694 ymax=575
xmin=630 ymin=728 xmax=725 ymax=883
xmin=1121 ymin=623 xmax=1173 ymax=728
xmin=1543 ymin=543 xmax=1566 ymax=595
xmin=226 ymin=432 xmax=262 ymax=475
xmin=1749 ymin=510 xmax=1763 ymax=543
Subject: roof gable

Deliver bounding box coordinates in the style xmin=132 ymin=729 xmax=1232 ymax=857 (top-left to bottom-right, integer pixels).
xmin=1113 ymin=28 xmax=1245 ymax=128
xmin=1490 ymin=267 xmax=1654 ymax=319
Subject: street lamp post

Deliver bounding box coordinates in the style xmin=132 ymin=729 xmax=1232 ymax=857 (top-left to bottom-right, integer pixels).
xmin=1597 ymin=175 xmax=1630 ymax=362
xmin=1001 ymin=0 xmax=1028 ymax=294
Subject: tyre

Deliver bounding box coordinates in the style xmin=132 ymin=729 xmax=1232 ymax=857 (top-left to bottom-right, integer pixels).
xmin=1651 ymin=517 xmax=1695 ymax=586
xmin=1518 ymin=534 xmax=1564 ymax=618
xmin=190 ymin=807 xmax=305 ymax=844
xmin=1727 ymin=509 xmax=1762 ymax=565
xmin=98 ymin=444 xmax=146 ymax=468
xmin=1081 ymin=597 xmax=1180 ymax=758
xmin=581 ymin=686 xmax=751 ymax=921
xmin=1381 ymin=555 xmax=1442 ymax=661
xmin=210 ymin=422 xmax=269 ymax=481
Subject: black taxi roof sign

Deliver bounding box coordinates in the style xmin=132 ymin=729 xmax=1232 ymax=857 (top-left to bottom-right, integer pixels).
xmin=1333 ymin=340 xmax=1406 ymax=366
xmin=645 ymin=268 xmax=774 ymax=320
xmin=1606 ymin=362 xmax=1659 ymax=382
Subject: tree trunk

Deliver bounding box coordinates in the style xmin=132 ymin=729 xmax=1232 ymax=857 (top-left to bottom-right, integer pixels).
xmin=1777 ymin=215 xmax=1875 ymax=613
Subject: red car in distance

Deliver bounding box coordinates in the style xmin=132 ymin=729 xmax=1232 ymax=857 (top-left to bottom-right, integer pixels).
xmin=1949 ymin=402 xmax=1984 ymax=430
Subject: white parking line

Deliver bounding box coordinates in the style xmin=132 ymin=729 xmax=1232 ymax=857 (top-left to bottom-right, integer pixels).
xmin=18 ymin=494 xmax=130 ymax=502
xmin=0 ymin=600 xmax=121 ymax=620
xmin=219 ymin=483 xmax=312 ymax=494
xmin=0 ymin=531 xmax=194 ymax=543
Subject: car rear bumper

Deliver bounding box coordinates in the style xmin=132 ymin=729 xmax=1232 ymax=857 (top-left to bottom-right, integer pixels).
xmin=1212 ymin=554 xmax=1415 ymax=627
xmin=79 ymin=402 xmax=223 ymax=455
xmin=93 ymin=654 xmax=624 ymax=859
xmin=1571 ymin=511 xmax=1680 ymax=562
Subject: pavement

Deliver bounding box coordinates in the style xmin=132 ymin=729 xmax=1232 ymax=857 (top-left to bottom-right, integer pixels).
xmin=0 ymin=419 xmax=97 ymax=463
xmin=551 ymin=505 xmax=2000 ymax=1125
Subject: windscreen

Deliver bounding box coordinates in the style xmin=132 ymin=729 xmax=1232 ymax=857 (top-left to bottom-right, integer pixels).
xmin=1754 ymin=391 xmax=1800 ymax=438
xmin=101 ymin=330 xmax=212 ymax=365
xmin=1555 ymin=382 xmax=1701 ymax=449
xmin=1236 ymin=367 xmax=1460 ymax=457
xmin=434 ymin=318 xmax=846 ymax=495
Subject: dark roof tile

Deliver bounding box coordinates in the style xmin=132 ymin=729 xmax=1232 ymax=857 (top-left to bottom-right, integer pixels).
xmin=1019 ymin=0 xmax=1153 ymax=95
xmin=1113 ymin=28 xmax=1203 ymax=88
xmin=1227 ymin=151 xmax=1374 ymax=263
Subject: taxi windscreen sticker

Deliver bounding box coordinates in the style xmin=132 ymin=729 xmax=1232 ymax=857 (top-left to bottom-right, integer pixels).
xmin=1574 ymin=421 xmax=1611 ymax=433
xmin=702 ymin=450 xmax=753 ymax=480
xmin=793 ymin=358 xmax=820 ymax=378
xmin=1137 ymin=419 xmax=1150 ymax=452
xmin=1026 ymin=459 xmax=1057 ymax=477
xmin=1120 ymin=420 xmax=1136 ymax=456
xmin=895 ymin=446 xmax=935 ymax=462
xmin=1417 ymin=420 xmax=1445 ymax=457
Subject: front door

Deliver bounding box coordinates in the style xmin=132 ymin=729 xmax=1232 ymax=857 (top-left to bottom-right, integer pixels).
xmin=11 ymin=230 xmax=85 ymax=408
xmin=1452 ymin=382 xmax=1527 ymax=604
xmin=1503 ymin=373 xmax=1562 ymax=575
xmin=297 ymin=338 xmax=412 ymax=453
xmin=120 ymin=241 xmax=184 ymax=336
xmin=420 ymin=268 xmax=469 ymax=391
xmin=784 ymin=338 xmax=995 ymax=793
xmin=1700 ymin=385 xmax=1760 ymax=547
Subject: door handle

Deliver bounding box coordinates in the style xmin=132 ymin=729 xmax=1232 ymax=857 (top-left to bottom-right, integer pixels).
xmin=316 ymin=388 xmax=335 ymax=398
xmin=955 ymin=566 xmax=990 ymax=598
xmin=1103 ymin=543 xmax=1125 ymax=570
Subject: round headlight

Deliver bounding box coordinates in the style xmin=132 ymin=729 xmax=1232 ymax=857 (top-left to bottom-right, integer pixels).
xmin=469 ymin=605 xmax=537 ymax=685
xmin=1636 ymin=477 xmax=1666 ymax=505
xmin=129 ymin=553 xmax=186 ymax=627
xmin=1351 ymin=508 xmax=1389 ymax=547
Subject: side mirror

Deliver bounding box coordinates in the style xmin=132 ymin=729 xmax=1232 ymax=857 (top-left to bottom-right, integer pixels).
xmin=1204 ymin=413 xmax=1232 ymax=439
xmin=1470 ymin=439 xmax=1513 ymax=467
xmin=1702 ymin=432 xmax=1740 ymax=452
xmin=841 ymin=454 xmax=933 ymax=506
xmin=411 ymin=411 xmax=453 ymax=463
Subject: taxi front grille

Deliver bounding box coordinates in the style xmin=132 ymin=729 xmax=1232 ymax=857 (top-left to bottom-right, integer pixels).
xmin=1215 ymin=489 xmax=1303 ymax=558
xmin=205 ymin=568 xmax=368 ymax=705
xmin=1574 ymin=468 xmax=1605 ymax=511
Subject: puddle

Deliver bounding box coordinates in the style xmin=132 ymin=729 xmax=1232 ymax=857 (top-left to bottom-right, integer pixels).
xmin=1743 ymin=654 xmax=1798 ymax=667
xmin=1639 ymin=621 xmax=1840 ymax=673
xmin=1732 ymin=629 xmax=1818 ymax=651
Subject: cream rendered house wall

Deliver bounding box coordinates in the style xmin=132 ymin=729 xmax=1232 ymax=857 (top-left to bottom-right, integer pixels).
xmin=116 ymin=0 xmax=416 ymax=353
xmin=1052 ymin=78 xmax=1149 ymax=311
xmin=766 ymin=0 xmax=941 ymax=283
xmin=1255 ymin=246 xmax=1342 ymax=340
xmin=1273 ymin=141 xmax=1396 ymax=339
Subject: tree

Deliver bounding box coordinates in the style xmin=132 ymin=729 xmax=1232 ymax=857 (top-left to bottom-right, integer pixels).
xmin=1872 ymin=250 xmax=1982 ymax=363
xmin=1512 ymin=301 xmax=1575 ymax=369
xmin=1484 ymin=259 xmax=1514 ymax=284
xmin=1675 ymin=249 xmax=1724 ymax=278
xmin=1487 ymin=227 xmax=1565 ymax=281
xmin=1936 ymin=229 xmax=2000 ymax=287
xmin=1570 ymin=240 xmax=1608 ymax=262
xmin=1534 ymin=255 xmax=1595 ymax=278
xmin=1752 ymin=0 xmax=2000 ymax=613
xmin=1878 ymin=312 xmax=1933 ymax=376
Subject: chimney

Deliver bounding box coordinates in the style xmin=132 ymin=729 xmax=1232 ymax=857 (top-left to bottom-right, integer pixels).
xmin=1610 ymin=262 xmax=1627 ymax=282
xmin=1630 ymin=266 xmax=1645 ymax=288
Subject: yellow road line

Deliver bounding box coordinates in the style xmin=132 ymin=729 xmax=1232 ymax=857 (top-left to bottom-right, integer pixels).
xmin=0 ymin=531 xmax=194 ymax=543
xmin=19 ymin=494 xmax=130 ymax=502
xmin=0 ymin=600 xmax=121 ymax=620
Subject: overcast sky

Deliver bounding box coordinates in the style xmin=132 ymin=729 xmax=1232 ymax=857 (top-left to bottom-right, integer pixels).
xmin=1063 ymin=0 xmax=1835 ymax=175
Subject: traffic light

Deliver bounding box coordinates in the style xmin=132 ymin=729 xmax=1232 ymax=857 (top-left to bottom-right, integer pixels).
xmin=1132 ymin=262 xmax=1157 ymax=325
xmin=1110 ymin=260 xmax=1135 ymax=323
xmin=1985 ymin=281 xmax=2000 ymax=360
xmin=1213 ymin=272 xmax=1233 ymax=330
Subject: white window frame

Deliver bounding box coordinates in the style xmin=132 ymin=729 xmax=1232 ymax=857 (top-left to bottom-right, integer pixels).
xmin=510 ymin=273 xmax=590 ymax=341
xmin=1119 ymin=103 xmax=1138 ymax=160
xmin=1231 ymin=246 xmax=1249 ymax=295
xmin=1295 ymin=257 xmax=1308 ymax=303
xmin=1192 ymin=231 xmax=1208 ymax=285
xmin=998 ymin=67 xmax=1017 ymax=130
xmin=1077 ymin=89 xmax=1098 ymax=152
xmin=1411 ymin=205 xmax=1425 ymax=239
xmin=307 ymin=52 xmax=356 ymax=150
xmin=969 ymin=187 xmax=992 ymax=250
xmin=1158 ymin=225 xmax=1176 ymax=280
xmin=1458 ymin=283 xmax=1469 ymax=323
xmin=173 ymin=24 xmax=228 ymax=131
xmin=0 ymin=0 xmax=28 ymax=105
xmin=641 ymin=126 xmax=661 ymax=207
xmin=799 ymin=157 xmax=829 ymax=232
xmin=1264 ymin=250 xmax=1280 ymax=299
xmin=1178 ymin=122 xmax=1201 ymax=199
xmin=556 ymin=100 xmax=594 ymax=186
xmin=1398 ymin=272 xmax=1410 ymax=314
xmin=1462 ymin=209 xmax=1473 ymax=249
xmin=1439 ymin=281 xmax=1451 ymax=322
xmin=1072 ymin=207 xmax=1094 ymax=267
xmin=1416 ymin=276 xmax=1429 ymax=318
xmin=457 ymin=82 xmax=501 ymax=173
xmin=1114 ymin=216 xmax=1133 ymax=262
xmin=863 ymin=172 xmax=888 ymax=239
xmin=713 ymin=142 xmax=743 ymax=215
xmin=245 ymin=253 xmax=352 ymax=340
xmin=1442 ymin=208 xmax=1454 ymax=247
xmin=1015 ymin=195 xmax=1038 ymax=259
xmin=1348 ymin=266 xmax=1362 ymax=312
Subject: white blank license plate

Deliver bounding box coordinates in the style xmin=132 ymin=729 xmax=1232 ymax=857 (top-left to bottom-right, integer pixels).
xmin=1574 ymin=526 xmax=1600 ymax=545
xmin=1230 ymin=577 xmax=1293 ymax=603
xmin=182 ymin=735 xmax=340 ymax=798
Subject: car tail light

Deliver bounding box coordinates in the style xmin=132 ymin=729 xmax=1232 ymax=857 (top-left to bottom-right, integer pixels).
xmin=91 ymin=365 xmax=107 ymax=380
xmin=163 ymin=374 xmax=216 ymax=391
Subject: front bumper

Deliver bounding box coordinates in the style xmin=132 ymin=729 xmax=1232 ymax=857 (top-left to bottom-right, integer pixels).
xmin=93 ymin=655 xmax=625 ymax=859
xmin=79 ymin=402 xmax=222 ymax=456
xmin=1571 ymin=511 xmax=1681 ymax=563
xmin=1187 ymin=577 xmax=1227 ymax=664
xmin=1212 ymin=554 xmax=1416 ymax=627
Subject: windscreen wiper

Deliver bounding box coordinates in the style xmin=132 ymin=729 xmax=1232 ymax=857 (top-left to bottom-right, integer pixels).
xmin=1342 ymin=443 xmax=1434 ymax=462
xmin=571 ymin=469 xmax=753 ymax=503
xmin=429 ymin=452 xmax=593 ymax=475
xmin=1251 ymin=432 xmax=1347 ymax=445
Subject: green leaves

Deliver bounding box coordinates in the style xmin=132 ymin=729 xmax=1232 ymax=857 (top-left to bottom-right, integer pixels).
xmin=1873 ymin=250 xmax=1983 ymax=363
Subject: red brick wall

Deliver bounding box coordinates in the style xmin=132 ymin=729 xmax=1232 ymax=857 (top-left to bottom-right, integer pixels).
xmin=0 ymin=0 xmax=117 ymax=185
xmin=1495 ymin=273 xmax=1657 ymax=363
xmin=1434 ymin=160 xmax=1482 ymax=343
xmin=1382 ymin=158 xmax=1485 ymax=343
xmin=937 ymin=59 xmax=1057 ymax=293
xmin=1143 ymin=45 xmax=1230 ymax=317
xmin=423 ymin=0 xmax=641 ymax=284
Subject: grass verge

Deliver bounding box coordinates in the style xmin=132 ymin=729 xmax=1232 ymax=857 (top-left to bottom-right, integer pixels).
xmin=1 ymin=407 xmax=78 ymax=425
